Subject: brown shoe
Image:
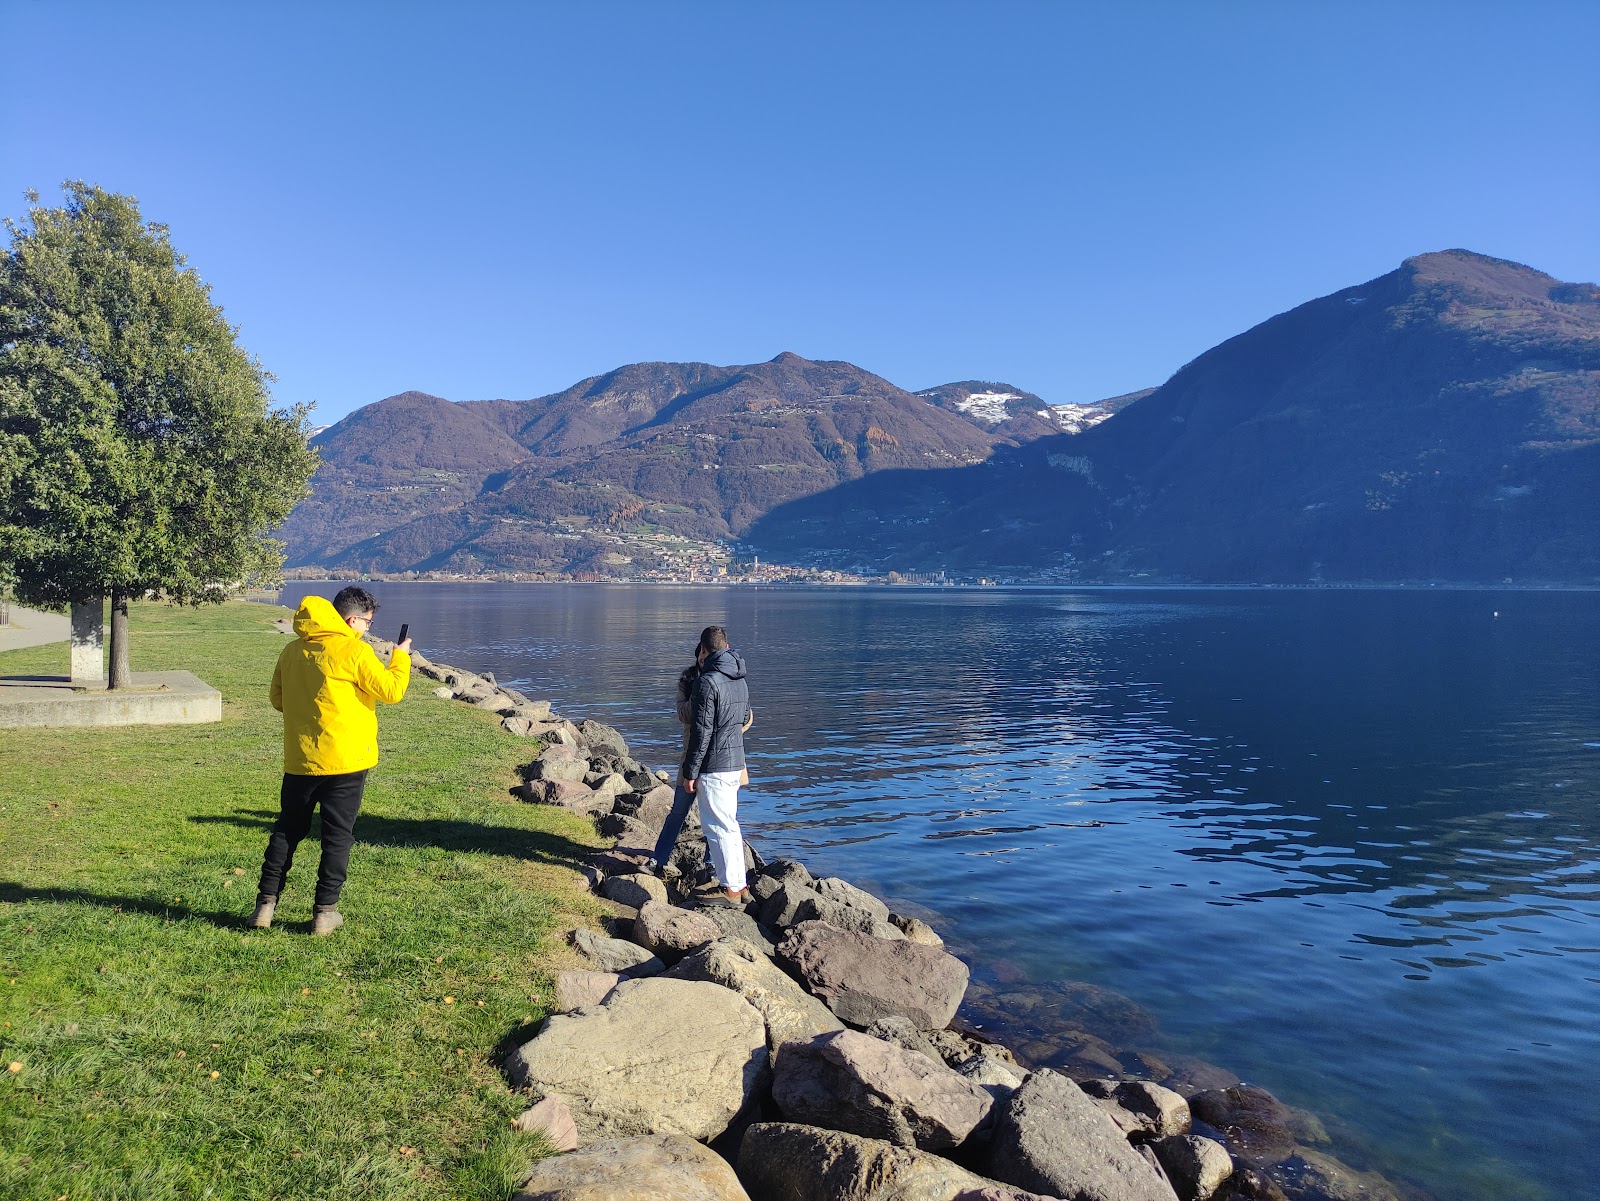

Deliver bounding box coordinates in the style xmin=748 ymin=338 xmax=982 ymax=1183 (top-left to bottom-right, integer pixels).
xmin=249 ymin=895 xmax=277 ymax=930
xmin=311 ymin=906 xmax=344 ymax=936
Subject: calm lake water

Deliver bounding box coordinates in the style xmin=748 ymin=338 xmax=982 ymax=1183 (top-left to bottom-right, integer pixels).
xmin=281 ymin=583 xmax=1600 ymax=1201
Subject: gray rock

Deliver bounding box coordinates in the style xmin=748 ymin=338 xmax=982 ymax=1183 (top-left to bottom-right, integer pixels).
xmin=772 ymin=1029 xmax=994 ymax=1151
xmin=813 ymin=876 xmax=892 ymax=922
xmin=575 ymin=717 xmax=630 ymax=757
xmin=536 ymin=779 xmax=613 ymax=817
xmin=1152 ymin=1136 xmax=1233 ymax=1201
xmin=570 ymin=927 xmax=664 ymax=976
xmin=553 ymin=970 xmax=621 ymax=1013
xmin=614 ymin=782 xmax=677 ymax=828
xmin=590 ymin=772 xmax=633 ymax=800
xmin=529 ymin=747 xmax=589 ymax=783
xmin=699 ymin=905 xmax=779 ymax=956
xmin=759 ymin=878 xmax=819 ymax=928
xmin=988 ymin=1070 xmax=1179 ymax=1201
xmin=957 ymin=1053 xmax=1028 ymax=1101
xmin=759 ymin=858 xmax=814 ymax=888
xmin=1085 ymin=1080 xmax=1190 ymax=1142
xmin=666 ymin=937 xmax=843 ymax=1051
xmin=501 ymin=700 xmax=553 ymax=721
xmin=600 ymin=872 xmax=669 ymax=910
xmin=511 ymin=1094 xmax=579 ymax=1154
xmin=514 ymin=1133 xmax=752 ymax=1201
xmin=431 ymin=685 xmax=455 ymax=700
xmin=503 ymin=715 xmax=536 ymax=736
xmin=507 ymin=977 xmax=768 ymax=1142
xmin=597 ymin=812 xmax=656 ymax=843
xmin=863 ymin=1015 xmax=944 ymax=1065
xmin=737 ymin=1122 xmax=1059 ymax=1201
xmin=794 ymin=893 xmax=906 ymax=940
xmin=889 ymin=913 xmax=946 ymax=947
xmin=778 ymin=920 xmax=970 ymax=1031
xmin=634 ymin=900 xmax=721 ymax=963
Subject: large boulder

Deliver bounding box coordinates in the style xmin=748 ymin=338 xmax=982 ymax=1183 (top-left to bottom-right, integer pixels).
xmin=634 ymin=900 xmax=722 ymax=963
xmin=575 ymin=717 xmax=630 ymax=757
xmin=537 ymin=779 xmax=613 ymax=817
xmin=988 ymin=1070 xmax=1179 ymax=1201
xmin=778 ymin=920 xmax=969 ymax=1030
xmin=570 ymin=927 xmax=664 ymax=976
xmin=528 ymin=747 xmax=589 ymax=784
xmin=699 ymin=905 xmax=779 ymax=956
xmin=812 ymin=876 xmax=892 ymax=922
xmin=600 ymin=872 xmax=669 ymax=910
xmin=1151 ymin=1135 xmax=1234 ymax=1201
xmin=889 ymin=913 xmax=946 ymax=947
xmin=1080 ymin=1080 xmax=1191 ymax=1141
xmin=737 ymin=1122 xmax=1060 ymax=1201
xmin=771 ymin=1030 xmax=994 ymax=1151
xmin=507 ymin=977 xmax=768 ymax=1142
xmin=758 ymin=878 xmax=817 ymax=928
xmin=614 ymin=783 xmax=678 ymax=829
xmin=794 ymin=893 xmax=906 ymax=940
xmin=666 ymin=937 xmax=843 ymax=1051
xmin=552 ymin=969 xmax=621 ymax=1013
xmin=514 ymin=1133 xmax=751 ymax=1201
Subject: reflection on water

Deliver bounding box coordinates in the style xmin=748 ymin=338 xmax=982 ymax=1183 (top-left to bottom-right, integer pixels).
xmin=281 ymin=582 xmax=1600 ymax=1201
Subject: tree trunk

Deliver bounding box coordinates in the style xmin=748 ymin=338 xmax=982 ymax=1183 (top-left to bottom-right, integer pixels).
xmin=107 ymin=589 xmax=132 ymax=690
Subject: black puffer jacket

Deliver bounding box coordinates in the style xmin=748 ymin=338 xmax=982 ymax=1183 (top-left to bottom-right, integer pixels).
xmin=682 ymin=649 xmax=750 ymax=779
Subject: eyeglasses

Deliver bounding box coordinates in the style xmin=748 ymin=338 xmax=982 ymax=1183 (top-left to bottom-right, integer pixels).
xmin=349 ymin=614 xmax=373 ymax=629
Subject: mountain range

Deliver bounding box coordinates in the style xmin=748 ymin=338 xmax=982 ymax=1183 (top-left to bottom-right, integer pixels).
xmin=280 ymin=250 xmax=1600 ymax=584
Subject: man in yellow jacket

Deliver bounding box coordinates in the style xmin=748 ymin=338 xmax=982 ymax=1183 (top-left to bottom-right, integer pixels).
xmin=252 ymin=587 xmax=411 ymax=935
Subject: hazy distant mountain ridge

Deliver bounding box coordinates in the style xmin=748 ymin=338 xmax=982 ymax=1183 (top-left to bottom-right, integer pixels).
xmin=748 ymin=250 xmax=1600 ymax=583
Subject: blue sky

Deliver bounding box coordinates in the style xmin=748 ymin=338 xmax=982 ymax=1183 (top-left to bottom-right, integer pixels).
xmin=5 ymin=1 xmax=1596 ymax=424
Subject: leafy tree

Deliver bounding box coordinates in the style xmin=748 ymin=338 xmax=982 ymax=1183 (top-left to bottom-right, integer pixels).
xmin=0 ymin=183 xmax=318 ymax=687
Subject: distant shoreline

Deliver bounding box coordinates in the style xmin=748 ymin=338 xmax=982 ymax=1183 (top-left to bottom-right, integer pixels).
xmin=271 ymin=577 xmax=1600 ymax=594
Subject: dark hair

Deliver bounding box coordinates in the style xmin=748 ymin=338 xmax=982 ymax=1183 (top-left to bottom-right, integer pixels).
xmin=699 ymin=625 xmax=728 ymax=653
xmin=332 ymin=586 xmax=379 ymax=619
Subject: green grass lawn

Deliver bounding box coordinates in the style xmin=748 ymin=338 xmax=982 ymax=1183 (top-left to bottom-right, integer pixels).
xmin=0 ymin=600 xmax=605 ymax=1200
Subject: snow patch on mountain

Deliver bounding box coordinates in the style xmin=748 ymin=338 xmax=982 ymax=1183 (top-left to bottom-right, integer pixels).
xmin=953 ymin=391 xmax=1020 ymax=425
xmin=1049 ymin=404 xmax=1113 ymax=435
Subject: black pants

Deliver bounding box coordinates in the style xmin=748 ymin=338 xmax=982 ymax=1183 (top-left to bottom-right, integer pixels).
xmin=257 ymin=770 xmax=368 ymax=909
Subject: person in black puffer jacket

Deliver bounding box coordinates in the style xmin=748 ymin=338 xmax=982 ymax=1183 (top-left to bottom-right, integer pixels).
xmin=681 ymin=625 xmax=752 ymax=902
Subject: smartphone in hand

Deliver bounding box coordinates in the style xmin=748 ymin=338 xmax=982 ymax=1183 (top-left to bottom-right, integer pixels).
xmin=397 ymin=623 xmax=409 ymax=645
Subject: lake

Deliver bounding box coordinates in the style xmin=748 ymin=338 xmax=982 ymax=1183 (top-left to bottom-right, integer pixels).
xmin=280 ymin=582 xmax=1600 ymax=1201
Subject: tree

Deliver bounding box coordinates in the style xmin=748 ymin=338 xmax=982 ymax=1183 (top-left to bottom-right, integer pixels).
xmin=0 ymin=183 xmax=318 ymax=687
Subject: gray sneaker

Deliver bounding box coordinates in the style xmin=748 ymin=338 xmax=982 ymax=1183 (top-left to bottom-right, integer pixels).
xmin=249 ymin=895 xmax=277 ymax=929
xmin=311 ymin=907 xmax=344 ymax=936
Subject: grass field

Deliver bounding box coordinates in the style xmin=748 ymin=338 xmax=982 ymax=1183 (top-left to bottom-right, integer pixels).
xmin=0 ymin=600 xmax=605 ymax=1200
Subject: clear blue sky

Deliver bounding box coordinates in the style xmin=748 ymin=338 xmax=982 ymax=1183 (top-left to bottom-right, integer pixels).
xmin=5 ymin=1 xmax=1597 ymax=424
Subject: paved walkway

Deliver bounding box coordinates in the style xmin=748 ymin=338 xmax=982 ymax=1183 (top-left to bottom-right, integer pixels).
xmin=0 ymin=605 xmax=70 ymax=652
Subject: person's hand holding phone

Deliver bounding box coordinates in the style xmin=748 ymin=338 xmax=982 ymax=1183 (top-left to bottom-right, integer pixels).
xmin=396 ymin=622 xmax=413 ymax=655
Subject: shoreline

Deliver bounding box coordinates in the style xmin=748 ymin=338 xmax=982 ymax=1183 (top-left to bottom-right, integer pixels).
xmin=401 ymin=639 xmax=1433 ymax=1201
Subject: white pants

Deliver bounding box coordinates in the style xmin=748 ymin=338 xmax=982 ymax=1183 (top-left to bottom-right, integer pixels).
xmin=697 ymin=770 xmax=746 ymax=892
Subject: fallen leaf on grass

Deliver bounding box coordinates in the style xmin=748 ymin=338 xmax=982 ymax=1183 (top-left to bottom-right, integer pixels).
xmin=301 ymin=988 xmax=311 ymax=995
xmin=208 ymin=1071 xmax=220 ymax=1079
xmin=398 ymin=1145 xmax=418 ymax=1157
xmin=6 ymin=1061 xmax=21 ymax=1073
xmin=443 ymin=996 xmax=455 ymax=1004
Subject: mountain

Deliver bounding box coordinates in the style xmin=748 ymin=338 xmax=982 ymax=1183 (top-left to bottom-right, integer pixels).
xmin=280 ymin=353 xmax=1043 ymax=575
xmin=746 ymin=251 xmax=1600 ymax=583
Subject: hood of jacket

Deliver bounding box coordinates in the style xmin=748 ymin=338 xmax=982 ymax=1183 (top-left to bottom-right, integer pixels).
xmin=703 ymin=648 xmax=746 ymax=680
xmin=293 ymin=595 xmax=358 ymax=642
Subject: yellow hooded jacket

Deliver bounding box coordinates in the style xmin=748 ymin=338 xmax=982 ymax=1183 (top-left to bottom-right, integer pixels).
xmin=271 ymin=596 xmax=411 ymax=775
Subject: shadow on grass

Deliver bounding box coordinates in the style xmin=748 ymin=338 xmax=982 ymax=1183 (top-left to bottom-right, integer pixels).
xmin=189 ymin=811 xmax=595 ymax=871
xmin=0 ymin=881 xmax=248 ymax=929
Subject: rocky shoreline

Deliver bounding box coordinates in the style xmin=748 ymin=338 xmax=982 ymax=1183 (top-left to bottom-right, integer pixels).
xmin=405 ymin=645 xmax=1424 ymax=1201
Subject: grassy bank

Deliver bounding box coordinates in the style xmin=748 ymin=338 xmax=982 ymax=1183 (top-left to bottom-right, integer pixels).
xmin=0 ymin=601 xmax=604 ymax=1200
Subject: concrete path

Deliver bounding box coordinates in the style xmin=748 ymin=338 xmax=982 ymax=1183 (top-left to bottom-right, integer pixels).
xmin=0 ymin=605 xmax=70 ymax=652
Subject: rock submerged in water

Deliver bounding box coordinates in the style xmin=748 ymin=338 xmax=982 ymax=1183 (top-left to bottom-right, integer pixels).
xmin=514 ymin=1133 xmax=751 ymax=1201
